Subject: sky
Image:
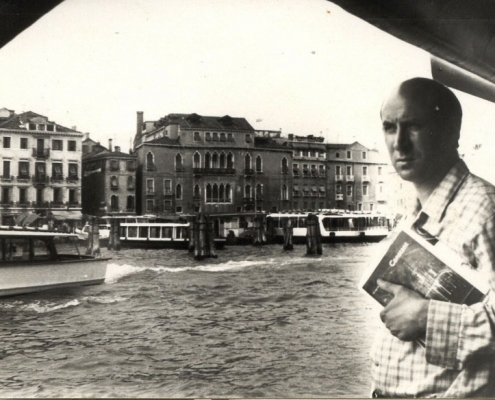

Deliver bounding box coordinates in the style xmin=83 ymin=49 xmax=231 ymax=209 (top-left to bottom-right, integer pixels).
xmin=1 ymin=0 xmax=495 ymax=181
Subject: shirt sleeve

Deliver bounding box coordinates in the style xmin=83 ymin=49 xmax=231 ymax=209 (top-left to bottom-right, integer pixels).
xmin=425 ymin=215 xmax=495 ymax=370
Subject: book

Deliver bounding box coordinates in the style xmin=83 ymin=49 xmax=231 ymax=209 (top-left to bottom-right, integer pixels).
xmin=359 ymin=228 xmax=490 ymax=309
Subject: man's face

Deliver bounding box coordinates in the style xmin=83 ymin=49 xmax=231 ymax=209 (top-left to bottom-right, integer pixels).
xmin=381 ymin=91 xmax=452 ymax=184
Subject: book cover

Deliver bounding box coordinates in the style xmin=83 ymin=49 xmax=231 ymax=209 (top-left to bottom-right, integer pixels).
xmin=360 ymin=228 xmax=489 ymax=308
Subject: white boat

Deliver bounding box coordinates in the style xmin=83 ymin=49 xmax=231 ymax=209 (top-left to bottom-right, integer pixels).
xmin=75 ymin=223 xmax=111 ymax=242
xmin=266 ymin=211 xmax=391 ymax=243
xmin=0 ymin=228 xmax=109 ymax=297
xmin=106 ymin=216 xmax=226 ymax=249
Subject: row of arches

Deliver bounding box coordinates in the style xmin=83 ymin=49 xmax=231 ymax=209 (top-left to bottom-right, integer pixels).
xmin=146 ymin=151 xmax=289 ymax=173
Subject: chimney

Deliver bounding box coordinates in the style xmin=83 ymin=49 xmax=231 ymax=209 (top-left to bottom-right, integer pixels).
xmin=137 ymin=111 xmax=143 ymax=136
xmin=108 ymin=138 xmax=113 ymax=152
xmin=83 ymin=132 xmax=89 ymax=141
xmin=115 ymin=146 xmax=121 ymax=153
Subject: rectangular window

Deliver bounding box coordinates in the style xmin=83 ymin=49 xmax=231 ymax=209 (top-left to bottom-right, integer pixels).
xmin=346 ymin=165 xmax=352 ymax=175
xmin=110 ymin=159 xmax=119 ymax=171
xmin=146 ymin=199 xmax=154 ymax=212
xmin=370 ymin=204 xmax=374 ymax=211
xmin=47 ymin=124 xmax=55 ymax=132
xmin=176 ymin=206 xmax=183 ymax=213
xmin=68 ymin=140 xmax=76 ymax=151
xmin=227 ymin=133 xmax=234 ymax=142
xmin=18 ymin=161 xmax=29 ymax=177
xmin=346 ymin=150 xmax=351 ymax=159
xmin=194 ymin=132 xmax=201 ymax=142
xmin=3 ymin=160 xmax=10 ymax=178
xmin=20 ymin=138 xmax=28 ymax=149
xmin=68 ymin=163 xmax=78 ymax=178
xmin=3 ymin=137 xmax=11 ymax=149
xmin=19 ymin=188 xmax=27 ymax=204
xmin=363 ymin=184 xmax=369 ymax=196
xmin=29 ymin=123 xmax=36 ymax=130
xmin=212 ymin=132 xmax=219 ymax=141
xmin=205 ymin=132 xmax=211 ymax=141
xmin=378 ymin=167 xmax=382 ymax=175
xmin=164 ymin=179 xmax=172 ymax=195
xmin=52 ymin=163 xmax=63 ymax=177
xmin=68 ymin=189 xmax=77 ymax=203
xmin=346 ymin=185 xmax=353 ymax=197
xmin=245 ymin=134 xmax=251 ymax=143
xmin=146 ymin=179 xmax=154 ymax=194
xmin=127 ymin=160 xmax=136 ymax=171
xmin=362 ymin=151 xmax=367 ymax=160
xmin=164 ymin=200 xmax=172 ymax=210
xmin=53 ymin=187 xmax=63 ymax=203
xmin=363 ymin=166 xmax=368 ymax=175
xmin=336 ymin=184 xmax=342 ymax=194
xmin=2 ymin=187 xmax=10 ymax=204
xmin=52 ymin=140 xmax=63 ymax=151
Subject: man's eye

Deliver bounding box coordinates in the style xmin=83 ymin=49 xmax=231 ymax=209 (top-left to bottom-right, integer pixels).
xmin=383 ymin=124 xmax=396 ymax=133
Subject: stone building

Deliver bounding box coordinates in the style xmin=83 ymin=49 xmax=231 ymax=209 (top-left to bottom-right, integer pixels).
xmin=0 ymin=107 xmax=83 ymax=225
xmin=133 ymin=112 xmax=293 ymax=216
xmin=325 ymin=141 xmax=388 ymax=212
xmin=82 ymin=137 xmax=137 ymax=216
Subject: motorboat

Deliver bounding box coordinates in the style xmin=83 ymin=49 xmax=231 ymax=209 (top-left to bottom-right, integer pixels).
xmin=0 ymin=227 xmax=109 ymax=297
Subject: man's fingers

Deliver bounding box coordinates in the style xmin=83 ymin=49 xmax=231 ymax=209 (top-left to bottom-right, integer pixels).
xmin=377 ymin=279 xmax=400 ymax=295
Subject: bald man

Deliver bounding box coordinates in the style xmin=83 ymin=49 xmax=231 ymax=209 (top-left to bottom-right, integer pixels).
xmin=371 ymin=78 xmax=495 ymax=397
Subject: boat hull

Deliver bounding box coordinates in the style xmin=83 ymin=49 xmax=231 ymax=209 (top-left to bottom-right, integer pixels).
xmin=0 ymin=258 xmax=108 ymax=297
xmin=119 ymin=238 xmax=226 ymax=250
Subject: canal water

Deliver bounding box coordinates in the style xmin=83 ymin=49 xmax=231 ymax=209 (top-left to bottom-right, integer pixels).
xmin=0 ymin=243 xmax=382 ymax=398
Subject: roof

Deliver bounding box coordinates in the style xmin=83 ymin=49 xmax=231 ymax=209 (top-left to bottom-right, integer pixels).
xmin=83 ymin=150 xmax=136 ymax=161
xmin=0 ymin=110 xmax=81 ymax=134
xmin=155 ymin=113 xmax=255 ymax=132
xmin=145 ymin=136 xmax=181 ymax=145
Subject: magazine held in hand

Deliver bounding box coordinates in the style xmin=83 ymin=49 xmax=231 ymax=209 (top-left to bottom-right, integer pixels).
xmin=359 ymin=227 xmax=490 ymax=309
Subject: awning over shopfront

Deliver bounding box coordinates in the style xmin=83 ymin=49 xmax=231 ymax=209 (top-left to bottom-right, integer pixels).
xmin=49 ymin=210 xmax=83 ymax=221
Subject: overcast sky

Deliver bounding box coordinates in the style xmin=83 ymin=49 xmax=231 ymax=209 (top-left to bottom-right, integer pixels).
xmin=1 ymin=0 xmax=494 ymax=180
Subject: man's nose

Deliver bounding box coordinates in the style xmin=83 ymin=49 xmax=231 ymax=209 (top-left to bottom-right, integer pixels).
xmin=393 ymin=125 xmax=410 ymax=151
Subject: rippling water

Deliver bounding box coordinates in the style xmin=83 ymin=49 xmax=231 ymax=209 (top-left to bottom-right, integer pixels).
xmin=0 ymin=243 xmax=382 ymax=398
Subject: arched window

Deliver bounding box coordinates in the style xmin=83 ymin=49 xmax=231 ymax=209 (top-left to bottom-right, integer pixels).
xmin=227 ymin=153 xmax=234 ymax=169
xmin=205 ymin=152 xmax=211 ymax=169
xmin=110 ymin=175 xmax=118 ymax=188
xmin=226 ymin=184 xmax=232 ymax=202
xmin=176 ymin=184 xmax=182 ymax=199
xmin=244 ymin=153 xmax=251 ymax=171
xmin=212 ymin=184 xmax=219 ymax=203
xmin=256 ymin=156 xmax=262 ymax=173
xmin=193 ymin=152 xmax=201 ymax=168
xmin=175 ymin=153 xmax=183 ymax=171
xmin=206 ymin=184 xmax=212 ymax=202
xmin=127 ymin=176 xmax=134 ymax=190
xmin=212 ymin=152 xmax=219 ymax=168
xmin=219 ymin=152 xmax=226 ymax=169
xmin=219 ymin=184 xmax=225 ymax=203
xmin=126 ymin=195 xmax=135 ymax=211
xmin=194 ymin=184 xmax=200 ymax=198
xmin=146 ymin=152 xmax=154 ymax=171
xmin=245 ymin=184 xmax=251 ymax=198
xmin=110 ymin=195 xmax=119 ymax=211
xmin=281 ymin=157 xmax=288 ymax=174
xmin=282 ymin=184 xmax=288 ymax=200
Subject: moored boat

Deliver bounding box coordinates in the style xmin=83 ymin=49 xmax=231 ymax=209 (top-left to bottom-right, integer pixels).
xmin=266 ymin=211 xmax=391 ymax=243
xmin=0 ymin=228 xmax=109 ymax=297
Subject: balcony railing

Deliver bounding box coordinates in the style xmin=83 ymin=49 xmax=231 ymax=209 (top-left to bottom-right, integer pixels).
xmin=1 ymin=175 xmax=14 ymax=182
xmin=243 ymin=197 xmax=254 ymax=204
xmin=51 ymin=175 xmax=64 ymax=183
xmin=33 ymin=176 xmax=49 ymax=185
xmin=336 ymin=194 xmax=344 ymax=200
xmin=17 ymin=175 xmax=31 ymax=183
xmin=346 ymin=175 xmax=354 ymax=182
xmin=362 ymin=175 xmax=370 ymax=182
xmin=66 ymin=176 xmax=79 ymax=182
xmin=146 ymin=189 xmax=155 ymax=195
xmin=110 ymin=185 xmax=119 ymax=190
xmin=193 ymin=167 xmax=236 ymax=175
xmin=293 ymin=191 xmax=300 ymax=197
xmin=335 ymin=174 xmax=344 ymax=181
xmin=32 ymin=148 xmax=50 ymax=159
xmin=244 ymin=168 xmax=254 ymax=175
xmin=0 ymin=200 xmax=13 ymax=207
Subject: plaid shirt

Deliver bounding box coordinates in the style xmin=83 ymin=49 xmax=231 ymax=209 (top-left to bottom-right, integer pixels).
xmin=371 ymin=159 xmax=495 ymax=398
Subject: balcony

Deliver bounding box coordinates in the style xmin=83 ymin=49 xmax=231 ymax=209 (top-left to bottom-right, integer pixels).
xmin=362 ymin=175 xmax=370 ymax=182
xmin=303 ymin=192 xmax=310 ymax=197
xmin=311 ymin=170 xmax=318 ymax=177
xmin=311 ymin=191 xmax=318 ymax=197
xmin=33 ymin=176 xmax=49 ymax=185
xmin=293 ymin=170 xmax=300 ymax=177
xmin=146 ymin=189 xmax=155 ymax=195
xmin=32 ymin=148 xmax=50 ymax=159
xmin=243 ymin=197 xmax=254 ymax=205
xmin=66 ymin=176 xmax=79 ymax=183
xmin=336 ymin=194 xmax=344 ymax=201
xmin=51 ymin=175 xmax=64 ymax=183
xmin=293 ymin=191 xmax=300 ymax=197
xmin=244 ymin=168 xmax=254 ymax=175
xmin=50 ymin=201 xmax=65 ymax=208
xmin=0 ymin=200 xmax=13 ymax=207
xmin=66 ymin=200 xmax=80 ymax=207
xmin=193 ymin=195 xmax=201 ymax=202
xmin=335 ymin=174 xmax=344 ymax=181
xmin=1 ymin=175 xmax=14 ymax=182
xmin=346 ymin=175 xmax=354 ymax=182
xmin=193 ymin=167 xmax=236 ymax=175
xmin=17 ymin=175 xmax=31 ymax=183
xmin=110 ymin=185 xmax=119 ymax=191
xmin=163 ymin=190 xmax=173 ymax=198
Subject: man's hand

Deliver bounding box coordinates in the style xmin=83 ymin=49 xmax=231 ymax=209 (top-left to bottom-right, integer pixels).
xmin=377 ymin=279 xmax=430 ymax=341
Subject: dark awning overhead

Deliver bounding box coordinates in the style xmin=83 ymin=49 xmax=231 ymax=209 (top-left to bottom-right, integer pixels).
xmin=329 ymin=0 xmax=495 ymax=101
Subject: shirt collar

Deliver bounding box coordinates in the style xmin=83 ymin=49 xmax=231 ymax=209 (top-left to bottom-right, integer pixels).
xmin=412 ymin=159 xmax=469 ymax=224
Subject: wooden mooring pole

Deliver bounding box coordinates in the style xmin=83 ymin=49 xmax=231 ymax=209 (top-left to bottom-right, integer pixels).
xmin=306 ymin=213 xmax=322 ymax=255
xmin=86 ymin=216 xmax=101 ymax=256
xmin=193 ymin=213 xmax=217 ymax=260
xmin=283 ymin=217 xmax=294 ymax=251
xmin=113 ymin=218 xmax=121 ymax=251
xmin=253 ymin=215 xmax=266 ymax=246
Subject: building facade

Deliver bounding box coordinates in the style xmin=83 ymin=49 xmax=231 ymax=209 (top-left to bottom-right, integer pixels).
xmin=325 ymin=141 xmax=388 ymax=212
xmin=82 ymin=138 xmax=137 ymax=217
xmin=0 ymin=107 xmax=83 ymax=225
